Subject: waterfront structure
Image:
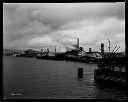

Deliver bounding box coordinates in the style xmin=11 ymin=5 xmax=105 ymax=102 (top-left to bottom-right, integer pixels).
xmin=5 ymin=38 xmax=125 ymax=65
xmin=94 ymin=52 xmax=126 ymax=85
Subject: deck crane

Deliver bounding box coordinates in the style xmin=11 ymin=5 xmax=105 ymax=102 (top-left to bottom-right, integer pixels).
xmin=112 ymin=45 xmax=117 ymax=53
xmin=113 ymin=46 xmax=120 ymax=53
xmin=39 ymin=45 xmax=62 ymax=53
xmin=106 ymin=39 xmax=120 ymax=53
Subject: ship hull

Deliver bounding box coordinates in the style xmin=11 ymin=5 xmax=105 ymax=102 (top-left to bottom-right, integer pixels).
xmin=94 ymin=69 xmax=126 ymax=86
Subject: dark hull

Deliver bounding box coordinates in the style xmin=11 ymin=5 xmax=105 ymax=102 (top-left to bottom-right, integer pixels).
xmin=64 ymin=56 xmax=86 ymax=62
xmin=36 ymin=55 xmax=64 ymax=61
xmin=65 ymin=56 xmax=98 ymax=63
xmin=94 ymin=69 xmax=126 ymax=86
xmin=16 ymin=54 xmax=34 ymax=57
xmin=36 ymin=55 xmax=99 ymax=63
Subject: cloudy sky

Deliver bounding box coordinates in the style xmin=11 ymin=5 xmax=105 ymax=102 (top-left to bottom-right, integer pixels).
xmin=3 ymin=3 xmax=125 ymax=52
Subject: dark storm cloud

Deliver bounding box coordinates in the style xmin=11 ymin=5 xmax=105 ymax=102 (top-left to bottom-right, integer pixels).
xmin=3 ymin=3 xmax=125 ymax=51
xmin=23 ymin=3 xmax=125 ymax=29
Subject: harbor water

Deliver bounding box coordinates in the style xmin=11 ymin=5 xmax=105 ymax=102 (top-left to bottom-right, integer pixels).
xmin=3 ymin=56 xmax=126 ymax=99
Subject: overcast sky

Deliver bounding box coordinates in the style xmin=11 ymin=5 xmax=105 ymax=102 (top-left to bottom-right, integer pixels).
xmin=3 ymin=3 xmax=125 ymax=52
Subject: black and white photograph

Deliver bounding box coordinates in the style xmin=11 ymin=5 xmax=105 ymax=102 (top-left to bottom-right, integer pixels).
xmin=3 ymin=3 xmax=126 ymax=99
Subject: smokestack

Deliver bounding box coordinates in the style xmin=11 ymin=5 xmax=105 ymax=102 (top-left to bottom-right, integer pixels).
xmin=101 ymin=43 xmax=104 ymax=55
xmin=77 ymin=38 xmax=79 ymax=49
xmin=55 ymin=46 xmax=56 ymax=54
xmin=89 ymin=48 xmax=92 ymax=53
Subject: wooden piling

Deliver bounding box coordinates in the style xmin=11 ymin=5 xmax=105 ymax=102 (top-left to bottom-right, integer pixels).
xmin=78 ymin=68 xmax=83 ymax=78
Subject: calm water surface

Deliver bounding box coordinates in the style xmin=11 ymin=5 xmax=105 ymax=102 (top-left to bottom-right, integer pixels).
xmin=3 ymin=56 xmax=126 ymax=99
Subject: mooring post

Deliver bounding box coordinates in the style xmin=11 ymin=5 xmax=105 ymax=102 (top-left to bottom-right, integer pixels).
xmin=78 ymin=68 xmax=83 ymax=78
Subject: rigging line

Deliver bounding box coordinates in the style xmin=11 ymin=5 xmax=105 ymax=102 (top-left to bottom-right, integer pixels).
xmin=114 ymin=46 xmax=120 ymax=53
xmin=112 ymin=45 xmax=117 ymax=53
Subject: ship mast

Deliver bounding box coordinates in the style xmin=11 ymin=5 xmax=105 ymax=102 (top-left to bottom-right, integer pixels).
xmin=108 ymin=39 xmax=111 ymax=53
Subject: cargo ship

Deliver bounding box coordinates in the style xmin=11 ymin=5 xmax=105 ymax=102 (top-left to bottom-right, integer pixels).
xmin=36 ymin=52 xmax=65 ymax=61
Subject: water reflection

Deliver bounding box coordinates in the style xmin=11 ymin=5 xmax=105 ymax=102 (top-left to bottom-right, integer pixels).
xmin=3 ymin=56 xmax=126 ymax=99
